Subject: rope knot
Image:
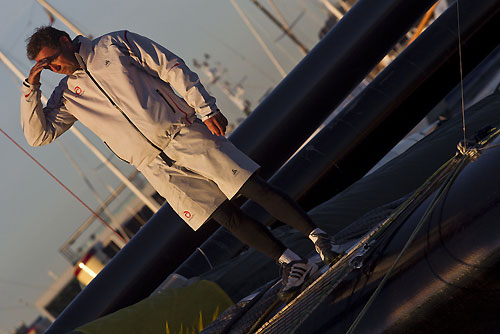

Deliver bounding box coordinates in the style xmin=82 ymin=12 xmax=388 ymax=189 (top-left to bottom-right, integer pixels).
xmin=457 ymin=140 xmax=480 ymax=161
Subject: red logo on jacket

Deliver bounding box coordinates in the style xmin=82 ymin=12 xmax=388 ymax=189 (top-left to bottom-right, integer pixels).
xmin=183 ymin=211 xmax=192 ymax=219
xmin=74 ymin=86 xmax=82 ymax=95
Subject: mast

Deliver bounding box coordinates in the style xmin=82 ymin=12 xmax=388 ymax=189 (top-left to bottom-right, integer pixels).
xmin=230 ymin=0 xmax=287 ymax=78
xmin=267 ymin=0 xmax=291 ymax=28
xmin=319 ymin=0 xmax=344 ymax=20
xmin=249 ymin=0 xmax=309 ymax=55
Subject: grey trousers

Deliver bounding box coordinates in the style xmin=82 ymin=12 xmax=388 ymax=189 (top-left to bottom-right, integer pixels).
xmin=210 ymin=174 xmax=316 ymax=260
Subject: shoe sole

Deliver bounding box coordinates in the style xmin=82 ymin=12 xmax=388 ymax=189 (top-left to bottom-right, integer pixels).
xmin=278 ymin=263 xmax=319 ymax=301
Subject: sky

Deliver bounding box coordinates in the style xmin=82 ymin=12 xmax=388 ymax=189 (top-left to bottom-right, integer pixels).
xmin=0 ymin=0 xmax=331 ymax=331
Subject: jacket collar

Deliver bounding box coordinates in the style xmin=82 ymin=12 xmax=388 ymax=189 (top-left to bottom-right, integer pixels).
xmin=73 ymin=35 xmax=92 ymax=71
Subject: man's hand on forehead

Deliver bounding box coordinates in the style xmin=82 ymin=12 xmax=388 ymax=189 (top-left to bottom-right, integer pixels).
xmin=28 ymin=57 xmax=53 ymax=84
xmin=37 ymin=58 xmax=51 ymax=69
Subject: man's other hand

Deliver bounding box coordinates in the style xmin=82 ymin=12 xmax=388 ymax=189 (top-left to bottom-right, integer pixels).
xmin=204 ymin=112 xmax=228 ymax=136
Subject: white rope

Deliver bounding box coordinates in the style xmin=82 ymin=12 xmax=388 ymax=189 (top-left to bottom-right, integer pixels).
xmin=197 ymin=247 xmax=214 ymax=269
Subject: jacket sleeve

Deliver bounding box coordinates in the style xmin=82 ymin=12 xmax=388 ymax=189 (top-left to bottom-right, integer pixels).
xmin=114 ymin=30 xmax=220 ymax=121
xmin=20 ymin=80 xmax=77 ymax=147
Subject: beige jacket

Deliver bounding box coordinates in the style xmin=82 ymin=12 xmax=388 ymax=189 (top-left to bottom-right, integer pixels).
xmin=21 ymin=30 xmax=219 ymax=170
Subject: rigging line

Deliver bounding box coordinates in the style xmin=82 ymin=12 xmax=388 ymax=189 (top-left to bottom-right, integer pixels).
xmin=346 ymin=156 xmax=468 ymax=334
xmin=257 ymin=156 xmax=461 ymax=333
xmin=0 ymin=127 xmax=126 ymax=244
xmin=229 ymin=0 xmax=287 ymax=78
xmin=457 ymin=0 xmax=466 ymax=147
xmin=344 ymin=131 xmax=500 ymax=332
xmin=57 ymin=141 xmax=130 ymax=241
xmin=479 ymin=143 xmax=500 ymax=151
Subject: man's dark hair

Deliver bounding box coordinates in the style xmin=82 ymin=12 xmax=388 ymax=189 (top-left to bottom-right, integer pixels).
xmin=26 ymin=26 xmax=71 ymax=60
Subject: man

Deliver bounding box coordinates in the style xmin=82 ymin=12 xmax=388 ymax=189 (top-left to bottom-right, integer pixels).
xmin=21 ymin=26 xmax=340 ymax=299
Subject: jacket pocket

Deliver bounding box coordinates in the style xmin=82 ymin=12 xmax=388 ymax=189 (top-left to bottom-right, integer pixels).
xmin=104 ymin=142 xmax=130 ymax=163
xmin=156 ymin=89 xmax=176 ymax=113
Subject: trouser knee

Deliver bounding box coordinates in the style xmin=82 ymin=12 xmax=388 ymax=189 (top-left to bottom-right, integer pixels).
xmin=239 ymin=173 xmax=280 ymax=202
xmin=210 ymin=199 xmax=286 ymax=260
xmin=210 ymin=200 xmax=241 ymax=230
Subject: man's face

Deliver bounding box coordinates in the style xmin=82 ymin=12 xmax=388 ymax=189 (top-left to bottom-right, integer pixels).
xmin=34 ymin=37 xmax=78 ymax=75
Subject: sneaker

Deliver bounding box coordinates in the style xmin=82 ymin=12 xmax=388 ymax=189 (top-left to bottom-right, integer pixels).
xmin=312 ymin=232 xmax=342 ymax=265
xmin=278 ymin=259 xmax=318 ymax=301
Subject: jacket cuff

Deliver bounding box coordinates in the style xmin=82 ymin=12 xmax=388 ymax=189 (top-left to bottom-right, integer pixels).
xmin=200 ymin=109 xmax=221 ymax=121
xmin=22 ymin=80 xmax=41 ymax=100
